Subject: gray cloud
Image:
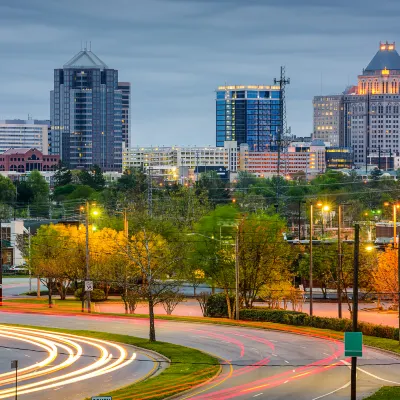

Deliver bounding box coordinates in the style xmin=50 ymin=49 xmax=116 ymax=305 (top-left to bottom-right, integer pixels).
xmin=0 ymin=0 xmax=397 ymax=144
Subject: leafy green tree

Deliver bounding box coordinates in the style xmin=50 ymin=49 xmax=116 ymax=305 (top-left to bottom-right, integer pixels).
xmin=53 ymin=161 xmax=73 ymax=188
xmin=0 ymin=175 xmax=16 ymax=203
xmin=26 ymin=171 xmax=49 ymax=217
xmin=369 ymin=168 xmax=383 ymax=181
xmin=117 ymin=167 xmax=147 ymax=194
xmin=236 ymin=171 xmax=257 ymax=191
xmin=196 ymin=170 xmax=229 ymax=205
xmin=16 ymin=181 xmax=34 ymax=204
xmin=79 ymin=165 xmax=105 ymax=191
xmin=67 ymin=185 xmax=95 ymax=200
xmin=53 ymin=184 xmax=77 ymax=202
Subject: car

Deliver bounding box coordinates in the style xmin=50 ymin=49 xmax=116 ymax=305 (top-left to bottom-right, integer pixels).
xmin=9 ymin=266 xmax=29 ymax=274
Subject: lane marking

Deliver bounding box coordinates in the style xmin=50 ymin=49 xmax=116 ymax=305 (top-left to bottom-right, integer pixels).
xmin=311 ymin=381 xmax=351 ymax=400
xmin=253 ymin=394 xmax=263 ymax=397
xmin=284 ymin=360 xmax=290 ymax=364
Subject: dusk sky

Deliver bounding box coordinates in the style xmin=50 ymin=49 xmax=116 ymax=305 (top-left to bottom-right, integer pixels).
xmin=1 ymin=0 xmax=399 ymax=145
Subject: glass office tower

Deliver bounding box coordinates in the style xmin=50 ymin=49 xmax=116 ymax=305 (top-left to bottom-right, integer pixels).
xmin=50 ymin=48 xmax=122 ymax=171
xmin=216 ymin=85 xmax=282 ymax=151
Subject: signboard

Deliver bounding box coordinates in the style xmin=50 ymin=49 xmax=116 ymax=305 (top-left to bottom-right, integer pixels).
xmin=11 ymin=360 xmax=18 ymax=369
xmin=91 ymin=397 xmax=112 ymax=400
xmin=85 ymin=281 xmax=94 ymax=292
xmin=344 ymin=332 xmax=363 ymax=357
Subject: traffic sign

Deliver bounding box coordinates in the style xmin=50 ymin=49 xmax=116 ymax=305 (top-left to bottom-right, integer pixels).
xmin=344 ymin=332 xmax=363 ymax=357
xmin=85 ymin=281 xmax=94 ymax=291
xmin=91 ymin=397 xmax=112 ymax=400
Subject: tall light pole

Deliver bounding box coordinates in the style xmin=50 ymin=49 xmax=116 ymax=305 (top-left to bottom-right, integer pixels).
xmin=384 ymin=202 xmax=399 ymax=246
xmin=337 ymin=205 xmax=342 ymax=318
xmin=398 ymin=231 xmax=400 ymax=345
xmin=309 ymin=203 xmax=313 ymax=316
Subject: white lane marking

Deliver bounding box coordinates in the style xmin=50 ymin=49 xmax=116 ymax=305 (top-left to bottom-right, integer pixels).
xmin=292 ymin=369 xmax=296 ymax=372
xmin=323 ymin=352 xmax=330 ymax=356
xmin=300 ymin=346 xmax=306 ymax=349
xmin=284 ymin=380 xmax=289 ymax=383
xmin=342 ymin=359 xmax=400 ymax=385
xmin=284 ymin=360 xmax=290 ymax=364
xmin=253 ymin=394 xmax=263 ymax=397
xmin=272 ymin=353 xmax=278 ymax=357
xmin=311 ymin=381 xmax=351 ymax=400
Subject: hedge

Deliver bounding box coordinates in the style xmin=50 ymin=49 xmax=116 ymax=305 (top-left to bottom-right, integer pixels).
xmin=74 ymin=288 xmax=106 ymax=302
xmin=239 ymin=308 xmax=399 ymax=340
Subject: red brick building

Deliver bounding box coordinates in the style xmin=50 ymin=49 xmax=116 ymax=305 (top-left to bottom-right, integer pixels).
xmin=0 ymin=148 xmax=60 ymax=172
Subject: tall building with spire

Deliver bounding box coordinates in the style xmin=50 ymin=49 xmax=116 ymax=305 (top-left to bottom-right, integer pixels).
xmin=313 ymin=42 xmax=400 ymax=167
xmin=50 ymin=47 xmax=122 ymax=171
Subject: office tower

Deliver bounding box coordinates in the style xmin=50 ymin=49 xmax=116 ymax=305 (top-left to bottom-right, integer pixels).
xmin=312 ymin=95 xmax=344 ymax=146
xmin=344 ymin=41 xmax=400 ymax=166
xmin=216 ymin=85 xmax=282 ymax=151
xmin=0 ymin=119 xmax=50 ymax=154
xmin=118 ymin=82 xmax=131 ymax=149
xmin=50 ymin=47 xmax=122 ymax=171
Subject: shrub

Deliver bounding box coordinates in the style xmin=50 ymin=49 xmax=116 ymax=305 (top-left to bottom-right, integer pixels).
xmin=238 ymin=307 xmax=399 ymax=341
xmin=206 ymin=293 xmax=235 ymax=318
xmin=74 ymin=288 xmax=106 ymax=302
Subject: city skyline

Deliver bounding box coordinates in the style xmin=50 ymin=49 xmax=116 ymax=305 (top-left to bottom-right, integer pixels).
xmin=1 ymin=0 xmax=400 ymax=146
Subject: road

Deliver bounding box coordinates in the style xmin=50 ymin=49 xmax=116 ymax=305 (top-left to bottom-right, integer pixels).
xmin=2 ymin=277 xmax=45 ymax=298
xmin=1 ymin=313 xmax=400 ymax=399
xmin=0 ymin=324 xmax=165 ymax=399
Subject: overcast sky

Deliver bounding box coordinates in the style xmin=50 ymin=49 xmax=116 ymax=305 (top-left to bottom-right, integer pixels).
xmin=0 ymin=0 xmax=399 ymax=146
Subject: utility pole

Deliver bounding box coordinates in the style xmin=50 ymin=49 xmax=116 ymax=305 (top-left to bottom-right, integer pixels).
xmin=85 ymin=201 xmax=91 ymax=313
xmin=0 ymin=219 xmax=2 ymax=306
xmin=337 ymin=205 xmax=342 ymax=318
xmin=394 ymin=204 xmax=397 ymax=247
xmin=28 ymin=228 xmax=32 ymax=293
xmin=148 ymin=167 xmax=153 ymax=217
xmin=298 ymin=201 xmax=301 ymax=240
xmin=351 ymin=223 xmax=360 ymax=400
xmin=124 ymin=209 xmax=129 ymax=314
xmin=235 ymin=226 xmax=240 ymax=320
xmin=309 ymin=204 xmax=313 ymax=316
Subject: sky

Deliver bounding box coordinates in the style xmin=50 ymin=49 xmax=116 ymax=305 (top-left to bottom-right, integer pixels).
xmin=1 ymin=0 xmax=400 ymax=146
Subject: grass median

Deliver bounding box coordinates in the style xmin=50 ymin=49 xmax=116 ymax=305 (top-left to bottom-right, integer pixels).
xmin=365 ymin=387 xmax=400 ymax=399
xmin=4 ymin=324 xmax=220 ymax=400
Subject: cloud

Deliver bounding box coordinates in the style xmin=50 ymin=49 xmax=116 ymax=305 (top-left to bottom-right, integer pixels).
xmin=0 ymin=0 xmax=397 ymax=144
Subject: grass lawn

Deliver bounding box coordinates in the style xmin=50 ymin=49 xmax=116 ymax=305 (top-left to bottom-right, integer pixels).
xmin=5 ymin=324 xmax=220 ymax=400
xmin=365 ymin=387 xmax=400 ymax=399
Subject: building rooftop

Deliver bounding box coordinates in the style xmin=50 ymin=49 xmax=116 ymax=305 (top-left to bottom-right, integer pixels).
xmin=2 ymin=148 xmax=40 ymax=155
xmin=63 ymin=49 xmax=109 ymax=70
xmin=365 ymin=42 xmax=400 ymax=72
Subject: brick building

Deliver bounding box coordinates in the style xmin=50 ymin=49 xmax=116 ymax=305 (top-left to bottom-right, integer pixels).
xmin=0 ymin=148 xmax=59 ymax=172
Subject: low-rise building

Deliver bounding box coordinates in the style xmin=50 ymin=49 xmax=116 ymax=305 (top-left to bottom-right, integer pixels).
xmin=0 ymin=148 xmax=59 ymax=173
xmin=0 ymin=220 xmax=25 ymax=267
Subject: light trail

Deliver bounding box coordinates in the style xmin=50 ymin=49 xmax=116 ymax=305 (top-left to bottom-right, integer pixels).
xmin=0 ymin=325 xmax=136 ymax=398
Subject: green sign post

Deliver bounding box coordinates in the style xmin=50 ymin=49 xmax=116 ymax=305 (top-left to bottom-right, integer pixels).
xmin=344 ymin=332 xmax=363 ymax=357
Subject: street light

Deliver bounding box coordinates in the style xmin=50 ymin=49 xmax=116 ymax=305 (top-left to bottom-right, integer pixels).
xmin=80 ymin=202 xmax=100 ymax=313
xmin=384 ymin=202 xmax=400 ymax=245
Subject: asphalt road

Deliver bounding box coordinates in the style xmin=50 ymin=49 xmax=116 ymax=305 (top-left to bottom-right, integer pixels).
xmin=0 ymin=324 xmax=164 ymax=400
xmin=0 ymin=313 xmax=399 ymax=399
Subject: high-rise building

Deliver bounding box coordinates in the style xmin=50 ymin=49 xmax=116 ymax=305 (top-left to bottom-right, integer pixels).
xmin=0 ymin=119 xmax=50 ymax=154
xmin=118 ymin=82 xmax=131 ymax=148
xmin=50 ymin=48 xmax=122 ymax=171
xmin=312 ymin=95 xmax=343 ymax=146
xmin=344 ymin=41 xmax=400 ymax=166
xmin=216 ymin=85 xmax=282 ymax=151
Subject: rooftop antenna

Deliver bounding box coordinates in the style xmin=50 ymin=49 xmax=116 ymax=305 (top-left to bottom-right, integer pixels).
xmin=89 ymin=41 xmax=92 ymax=51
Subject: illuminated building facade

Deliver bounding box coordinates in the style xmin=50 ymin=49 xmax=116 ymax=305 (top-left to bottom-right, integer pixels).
xmin=312 ymin=95 xmax=343 ymax=146
xmin=50 ymin=48 xmax=122 ymax=171
xmin=118 ymin=82 xmax=131 ymax=148
xmin=216 ymin=85 xmax=282 ymax=151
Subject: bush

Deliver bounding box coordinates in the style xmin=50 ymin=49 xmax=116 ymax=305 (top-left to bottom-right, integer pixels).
xmin=206 ymin=293 xmax=235 ymax=317
xmin=238 ymin=307 xmax=399 ymax=341
xmin=74 ymin=288 xmax=106 ymax=302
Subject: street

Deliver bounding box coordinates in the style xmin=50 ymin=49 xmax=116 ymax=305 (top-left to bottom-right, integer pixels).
xmin=0 ymin=312 xmax=399 ymax=399
xmin=0 ymin=324 xmax=164 ymax=399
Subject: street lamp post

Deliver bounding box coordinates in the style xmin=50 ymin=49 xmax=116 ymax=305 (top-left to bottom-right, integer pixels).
xmin=309 ymin=203 xmax=314 ymax=316
xmin=337 ymin=204 xmax=342 ymax=319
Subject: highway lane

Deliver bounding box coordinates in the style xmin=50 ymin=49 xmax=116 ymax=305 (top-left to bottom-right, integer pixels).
xmin=0 ymin=313 xmax=399 ymax=399
xmin=0 ymin=325 xmax=165 ymax=400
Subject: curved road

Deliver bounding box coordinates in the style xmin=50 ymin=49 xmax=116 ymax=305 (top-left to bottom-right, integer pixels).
xmin=0 ymin=313 xmax=400 ymax=399
xmin=0 ymin=324 xmax=164 ymax=399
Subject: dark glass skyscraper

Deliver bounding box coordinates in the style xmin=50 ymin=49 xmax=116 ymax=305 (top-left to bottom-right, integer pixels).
xmin=118 ymin=82 xmax=131 ymax=149
xmin=50 ymin=48 xmax=122 ymax=171
xmin=216 ymin=85 xmax=282 ymax=151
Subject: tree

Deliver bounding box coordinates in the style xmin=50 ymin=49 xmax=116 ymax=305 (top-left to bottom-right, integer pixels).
xmin=16 ymin=181 xmax=34 ymax=204
xmin=53 ymin=184 xmax=77 ymax=202
xmin=53 ymin=161 xmax=73 ymax=188
xmin=79 ymin=165 xmax=105 ymax=191
xmin=0 ymin=175 xmax=15 ymax=203
xmin=120 ymin=222 xmax=186 ymax=341
xmin=117 ymin=167 xmax=147 ymax=194
xmin=238 ymin=214 xmax=291 ymax=308
xmin=196 ymin=171 xmax=229 ymax=205
xmin=67 ymin=185 xmax=95 ymax=200
xmin=26 ymin=171 xmax=50 ymax=217
xmin=373 ymin=248 xmax=398 ymax=308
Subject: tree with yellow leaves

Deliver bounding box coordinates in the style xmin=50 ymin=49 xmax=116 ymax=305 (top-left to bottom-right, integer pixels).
xmin=373 ymin=248 xmax=398 ymax=308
